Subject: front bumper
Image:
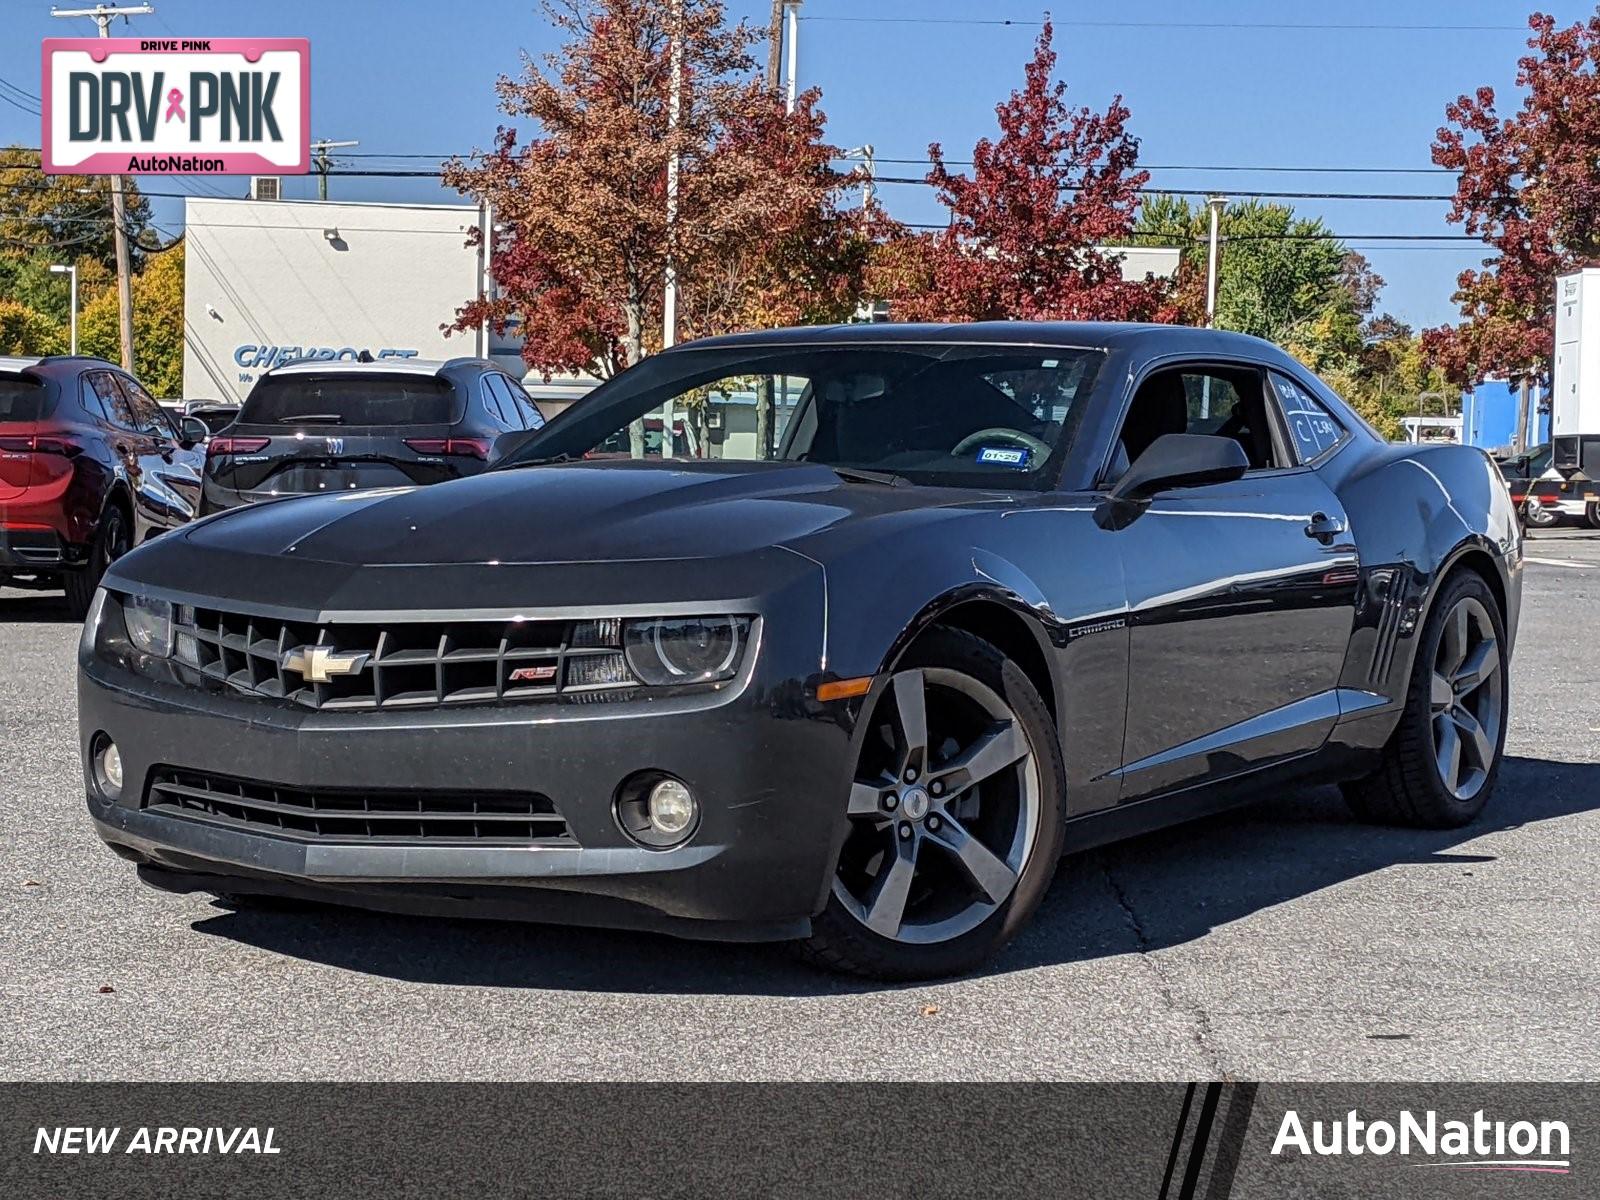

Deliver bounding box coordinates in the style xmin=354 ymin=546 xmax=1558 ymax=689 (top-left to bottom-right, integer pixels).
xmin=79 ymin=574 xmax=858 ymax=942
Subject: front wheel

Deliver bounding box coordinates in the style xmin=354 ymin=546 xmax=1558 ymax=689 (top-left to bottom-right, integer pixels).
xmin=1343 ymin=571 xmax=1508 ymax=828
xmin=63 ymin=505 xmax=130 ymax=620
xmin=1586 ymin=501 xmax=1600 ymax=530
xmin=800 ymin=628 xmax=1065 ymax=980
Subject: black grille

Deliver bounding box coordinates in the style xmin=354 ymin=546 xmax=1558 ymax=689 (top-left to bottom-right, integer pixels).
xmin=144 ymin=768 xmax=572 ymax=844
xmin=170 ymin=606 xmax=634 ymax=711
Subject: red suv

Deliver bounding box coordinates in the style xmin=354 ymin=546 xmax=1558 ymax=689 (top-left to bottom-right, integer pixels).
xmin=0 ymin=356 xmax=207 ymax=617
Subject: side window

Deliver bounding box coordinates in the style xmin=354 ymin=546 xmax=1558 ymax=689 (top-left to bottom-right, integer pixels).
xmin=92 ymin=373 xmax=139 ymax=432
xmin=480 ymin=376 xmax=517 ymax=429
xmin=121 ymin=376 xmax=173 ymax=438
xmin=1113 ymin=365 xmax=1283 ymax=477
xmin=504 ymin=377 xmax=545 ymax=430
xmin=1270 ymin=372 xmax=1347 ymax=463
xmin=79 ymin=374 xmax=111 ymax=423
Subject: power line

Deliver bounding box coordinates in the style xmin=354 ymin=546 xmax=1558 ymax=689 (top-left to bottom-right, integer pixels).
xmin=0 ymin=90 xmax=42 ymax=117
xmin=862 ymin=156 xmax=1453 ymax=175
xmin=0 ymin=74 xmax=42 ymax=103
xmin=871 ymin=175 xmax=1458 ymax=202
xmin=799 ymin=15 xmax=1526 ymax=32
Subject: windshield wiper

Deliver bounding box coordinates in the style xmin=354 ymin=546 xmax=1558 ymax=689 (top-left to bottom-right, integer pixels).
xmin=830 ymin=465 xmax=908 ymax=487
xmin=277 ymin=413 xmax=344 ymax=424
xmin=501 ymin=451 xmax=576 ymax=469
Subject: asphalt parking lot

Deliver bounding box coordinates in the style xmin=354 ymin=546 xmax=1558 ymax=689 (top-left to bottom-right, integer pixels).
xmin=2 ymin=527 xmax=1597 ymax=1082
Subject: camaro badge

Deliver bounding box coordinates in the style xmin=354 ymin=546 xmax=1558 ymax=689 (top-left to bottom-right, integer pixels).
xmin=282 ymin=645 xmax=369 ymax=683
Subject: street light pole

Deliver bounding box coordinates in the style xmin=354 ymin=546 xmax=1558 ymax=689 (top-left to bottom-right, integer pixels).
xmin=51 ymin=4 xmax=153 ymax=373
xmin=50 ymin=263 xmax=78 ymax=355
xmin=783 ymin=1 xmax=801 ymax=113
xmin=1205 ymin=195 xmax=1226 ymax=327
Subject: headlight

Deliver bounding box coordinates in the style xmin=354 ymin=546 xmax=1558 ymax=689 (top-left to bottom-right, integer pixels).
xmin=78 ymin=587 xmax=110 ymax=658
xmin=623 ymin=616 xmax=750 ymax=686
xmin=122 ymin=593 xmax=173 ymax=657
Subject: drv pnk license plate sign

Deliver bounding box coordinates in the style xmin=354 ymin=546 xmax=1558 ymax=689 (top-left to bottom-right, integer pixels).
xmin=41 ymin=38 xmax=309 ymax=175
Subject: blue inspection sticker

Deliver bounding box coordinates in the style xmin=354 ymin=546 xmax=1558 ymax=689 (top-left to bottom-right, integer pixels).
xmin=976 ymin=446 xmax=1030 ymax=468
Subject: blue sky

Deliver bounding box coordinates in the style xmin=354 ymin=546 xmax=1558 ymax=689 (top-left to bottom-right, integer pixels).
xmin=3 ymin=0 xmax=1595 ymax=330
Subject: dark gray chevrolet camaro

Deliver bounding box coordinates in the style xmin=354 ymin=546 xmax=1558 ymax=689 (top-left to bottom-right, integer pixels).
xmin=78 ymin=323 xmax=1522 ymax=978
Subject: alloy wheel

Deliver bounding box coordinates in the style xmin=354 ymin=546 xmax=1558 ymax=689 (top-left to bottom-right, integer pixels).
xmin=832 ymin=667 xmax=1041 ymax=945
xmin=1429 ymin=596 xmax=1503 ymax=801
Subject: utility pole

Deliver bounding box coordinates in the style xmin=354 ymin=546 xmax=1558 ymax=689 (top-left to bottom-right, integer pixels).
xmin=767 ymin=0 xmax=784 ymax=93
xmin=843 ymin=145 xmax=876 ymax=216
xmin=52 ymin=4 xmax=152 ymax=373
xmin=783 ymin=1 xmax=802 ymax=112
xmin=310 ymin=139 xmax=360 ymax=201
xmin=660 ymin=0 xmax=683 ymax=457
xmin=1205 ymin=195 xmax=1226 ymax=328
xmin=1514 ymin=378 xmax=1531 ymax=455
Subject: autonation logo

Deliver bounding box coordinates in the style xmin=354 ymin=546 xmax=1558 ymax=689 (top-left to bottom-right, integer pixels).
xmin=1273 ymin=1109 xmax=1571 ymax=1174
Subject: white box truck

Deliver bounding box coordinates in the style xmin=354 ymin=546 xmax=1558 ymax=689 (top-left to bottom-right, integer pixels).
xmin=1552 ymin=268 xmax=1600 ymax=477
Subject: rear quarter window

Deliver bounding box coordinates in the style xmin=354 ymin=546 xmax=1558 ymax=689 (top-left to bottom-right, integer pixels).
xmin=0 ymin=378 xmax=46 ymax=422
xmin=239 ymin=375 xmax=460 ymax=427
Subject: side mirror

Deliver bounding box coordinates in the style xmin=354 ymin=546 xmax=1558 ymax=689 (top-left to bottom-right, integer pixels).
xmin=486 ymin=428 xmax=540 ymax=467
xmin=178 ymin=416 xmax=210 ymax=447
xmin=1107 ymin=433 xmax=1250 ymax=502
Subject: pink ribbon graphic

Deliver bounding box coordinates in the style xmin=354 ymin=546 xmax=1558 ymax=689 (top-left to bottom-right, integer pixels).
xmin=164 ymin=88 xmax=185 ymax=123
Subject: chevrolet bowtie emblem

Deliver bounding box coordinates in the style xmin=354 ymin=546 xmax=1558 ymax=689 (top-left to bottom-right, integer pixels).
xmin=282 ymin=645 xmax=369 ymax=683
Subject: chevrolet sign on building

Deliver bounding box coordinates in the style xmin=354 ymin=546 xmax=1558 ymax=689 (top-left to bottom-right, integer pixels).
xmin=181 ymin=195 xmax=538 ymax=402
xmin=41 ymin=38 xmax=309 ymax=175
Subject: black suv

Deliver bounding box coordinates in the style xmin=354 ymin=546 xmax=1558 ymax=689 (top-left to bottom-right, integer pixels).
xmin=200 ymin=358 xmax=545 ymax=513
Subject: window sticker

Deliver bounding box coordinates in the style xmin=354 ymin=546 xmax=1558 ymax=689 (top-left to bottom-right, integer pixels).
xmin=976 ymin=446 xmax=1030 ymax=467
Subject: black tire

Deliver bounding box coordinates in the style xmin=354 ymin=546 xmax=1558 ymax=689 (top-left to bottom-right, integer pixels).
xmin=799 ymin=627 xmax=1066 ymax=980
xmin=1586 ymin=501 xmax=1600 ymax=530
xmin=63 ymin=504 xmax=130 ymax=620
xmin=1343 ymin=570 xmax=1508 ymax=828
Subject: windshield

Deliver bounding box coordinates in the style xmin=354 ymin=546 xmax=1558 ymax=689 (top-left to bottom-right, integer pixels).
xmin=503 ymin=344 xmax=1104 ymax=488
xmin=239 ymin=375 xmax=459 ymax=427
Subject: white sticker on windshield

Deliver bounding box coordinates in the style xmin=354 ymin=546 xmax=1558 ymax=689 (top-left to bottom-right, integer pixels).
xmin=976 ymin=446 xmax=1029 ymax=467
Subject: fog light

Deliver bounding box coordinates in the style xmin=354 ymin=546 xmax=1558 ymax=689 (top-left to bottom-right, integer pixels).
xmin=647 ymin=779 xmax=696 ymax=836
xmin=92 ymin=735 xmax=123 ymax=801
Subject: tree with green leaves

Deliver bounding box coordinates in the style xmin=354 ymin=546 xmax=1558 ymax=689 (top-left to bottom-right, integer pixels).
xmin=1135 ymin=196 xmax=1352 ymax=343
xmin=80 ymin=243 xmax=184 ymax=396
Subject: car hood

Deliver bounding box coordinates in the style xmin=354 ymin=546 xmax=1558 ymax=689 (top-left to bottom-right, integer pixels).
xmin=178 ymin=460 xmax=990 ymax=566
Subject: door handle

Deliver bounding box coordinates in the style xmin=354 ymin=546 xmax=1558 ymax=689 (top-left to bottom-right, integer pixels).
xmin=1305 ymin=512 xmax=1346 ymax=541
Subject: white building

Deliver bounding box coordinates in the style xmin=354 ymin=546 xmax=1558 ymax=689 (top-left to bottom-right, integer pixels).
xmin=182 ymin=195 xmax=527 ymax=402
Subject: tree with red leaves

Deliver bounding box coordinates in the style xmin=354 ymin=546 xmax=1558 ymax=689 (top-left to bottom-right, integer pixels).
xmin=876 ymin=20 xmax=1173 ymax=324
xmin=443 ymin=0 xmax=870 ymax=386
xmin=1427 ymin=9 xmax=1600 ymax=385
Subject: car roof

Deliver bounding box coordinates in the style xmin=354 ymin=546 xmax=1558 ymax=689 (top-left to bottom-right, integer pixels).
xmin=0 ymin=354 xmax=118 ymax=377
xmin=261 ymin=356 xmax=498 ymax=379
xmin=679 ymin=321 xmax=1290 ymax=359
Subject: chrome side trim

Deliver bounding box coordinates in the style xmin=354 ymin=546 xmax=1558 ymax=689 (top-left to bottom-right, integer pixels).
xmin=1107 ymin=690 xmax=1341 ymax=781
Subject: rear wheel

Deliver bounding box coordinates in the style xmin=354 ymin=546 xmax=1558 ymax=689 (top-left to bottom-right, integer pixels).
xmin=63 ymin=505 xmax=130 ymax=620
xmin=1343 ymin=571 xmax=1507 ymax=828
xmin=1586 ymin=501 xmax=1600 ymax=530
xmin=800 ymin=628 xmax=1065 ymax=980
